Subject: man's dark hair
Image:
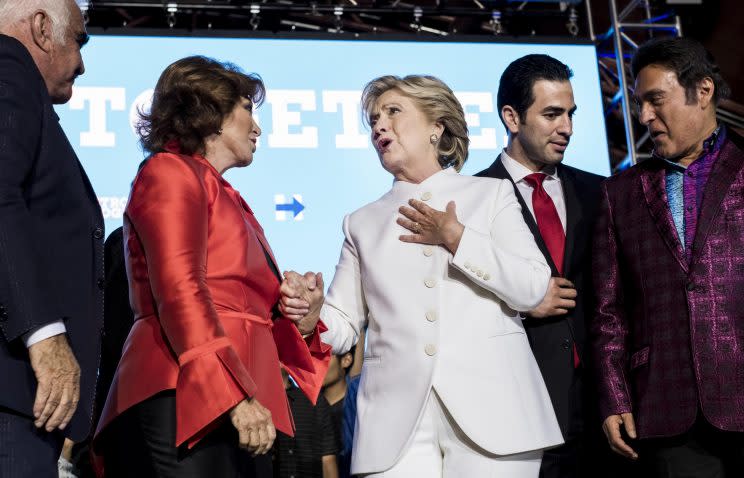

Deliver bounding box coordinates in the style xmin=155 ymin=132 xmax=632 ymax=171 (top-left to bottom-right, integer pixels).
xmin=497 ymin=54 xmax=573 ymax=128
xmin=631 ymin=37 xmax=731 ymax=105
xmin=343 ymin=345 xmax=357 ymax=375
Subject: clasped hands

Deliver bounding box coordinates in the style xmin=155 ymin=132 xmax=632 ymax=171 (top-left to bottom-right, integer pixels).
xmin=230 ymin=270 xmax=324 ymax=455
xmin=279 ymin=270 xmax=325 ymax=336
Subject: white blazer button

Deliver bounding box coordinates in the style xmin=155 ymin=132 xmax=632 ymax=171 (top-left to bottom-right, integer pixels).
xmin=476 ymin=270 xmax=483 ymax=278
xmin=426 ymin=310 xmax=437 ymax=322
xmin=423 ymin=246 xmax=434 ymax=257
xmin=483 ymin=273 xmax=491 ymax=280
xmin=424 ymin=278 xmax=436 ymax=288
xmin=421 ymin=191 xmax=432 ymax=201
xmin=425 ymin=344 xmax=437 ymax=356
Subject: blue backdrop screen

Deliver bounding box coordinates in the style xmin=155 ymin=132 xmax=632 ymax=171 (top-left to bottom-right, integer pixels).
xmin=57 ymin=35 xmax=609 ymax=283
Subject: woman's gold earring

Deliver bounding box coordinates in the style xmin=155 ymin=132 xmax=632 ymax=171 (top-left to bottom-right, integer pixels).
xmin=429 ymin=133 xmax=438 ymax=144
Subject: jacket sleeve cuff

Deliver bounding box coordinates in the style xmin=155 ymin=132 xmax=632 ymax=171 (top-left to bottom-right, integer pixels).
xmin=600 ymin=403 xmax=633 ymax=422
xmin=296 ymin=319 xmax=331 ymax=404
xmin=450 ymin=227 xmax=505 ymax=297
xmin=306 ymin=319 xmax=332 ymax=354
xmin=598 ymin=378 xmax=633 ymax=423
xmin=174 ymin=343 xmax=257 ymax=447
xmin=272 ymin=317 xmax=331 ymax=406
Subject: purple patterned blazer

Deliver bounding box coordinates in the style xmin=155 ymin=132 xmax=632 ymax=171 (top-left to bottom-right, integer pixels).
xmin=591 ymin=129 xmax=744 ymax=439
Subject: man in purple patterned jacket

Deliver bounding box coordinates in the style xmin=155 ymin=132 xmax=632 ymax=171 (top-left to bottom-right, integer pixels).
xmin=591 ymin=37 xmax=744 ymax=477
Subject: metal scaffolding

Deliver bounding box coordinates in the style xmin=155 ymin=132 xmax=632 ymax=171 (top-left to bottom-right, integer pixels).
xmin=79 ymin=0 xmax=699 ymax=172
xmin=602 ymin=0 xmax=681 ymax=167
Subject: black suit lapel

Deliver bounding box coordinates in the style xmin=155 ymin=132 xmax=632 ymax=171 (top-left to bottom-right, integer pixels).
xmin=53 ymin=111 xmax=103 ymax=224
xmin=479 ymin=156 xmax=560 ymax=276
xmin=558 ymin=166 xmax=582 ymax=278
xmin=76 ymin=160 xmax=104 ymax=222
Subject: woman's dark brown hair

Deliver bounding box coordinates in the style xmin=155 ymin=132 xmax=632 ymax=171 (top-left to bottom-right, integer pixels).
xmin=138 ymin=55 xmax=265 ymax=155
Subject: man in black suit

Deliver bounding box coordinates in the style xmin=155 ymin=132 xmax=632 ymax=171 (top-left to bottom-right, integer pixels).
xmin=477 ymin=54 xmax=604 ymax=478
xmin=0 ymin=1 xmax=104 ymax=476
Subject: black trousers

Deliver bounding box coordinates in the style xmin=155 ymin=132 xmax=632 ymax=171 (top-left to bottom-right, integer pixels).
xmin=539 ymin=436 xmax=643 ymax=478
xmin=0 ymin=407 xmax=64 ymax=478
xmin=540 ymin=438 xmax=582 ymax=478
xmin=102 ymin=391 xmax=272 ymax=478
xmin=639 ymin=416 xmax=744 ymax=478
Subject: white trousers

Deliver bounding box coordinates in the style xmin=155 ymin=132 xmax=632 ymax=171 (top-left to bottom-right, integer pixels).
xmin=360 ymin=391 xmax=543 ymax=478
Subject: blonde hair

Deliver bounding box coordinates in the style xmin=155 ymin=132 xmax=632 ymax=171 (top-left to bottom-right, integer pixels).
xmin=0 ymin=0 xmax=75 ymax=43
xmin=361 ymin=75 xmax=469 ymax=171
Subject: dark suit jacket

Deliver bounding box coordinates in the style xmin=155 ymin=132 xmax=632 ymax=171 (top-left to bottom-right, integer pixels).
xmin=592 ymin=128 xmax=744 ymax=438
xmin=0 ymin=34 xmax=104 ymax=442
xmin=477 ymin=155 xmax=603 ymax=438
xmin=95 ymin=227 xmax=133 ymax=423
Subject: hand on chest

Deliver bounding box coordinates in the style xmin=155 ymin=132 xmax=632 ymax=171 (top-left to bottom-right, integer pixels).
xmin=356 ymin=190 xmax=491 ymax=283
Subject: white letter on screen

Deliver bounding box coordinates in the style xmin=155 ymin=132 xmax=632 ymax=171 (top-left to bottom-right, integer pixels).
xmin=455 ymin=92 xmax=498 ymax=150
xmin=322 ymin=90 xmax=367 ymax=149
xmin=267 ymin=90 xmax=318 ymax=148
xmin=68 ymin=87 xmax=126 ymax=147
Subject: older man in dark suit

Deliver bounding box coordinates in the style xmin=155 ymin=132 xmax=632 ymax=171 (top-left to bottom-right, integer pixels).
xmin=592 ymin=37 xmax=744 ymax=477
xmin=0 ymin=1 xmax=104 ymax=476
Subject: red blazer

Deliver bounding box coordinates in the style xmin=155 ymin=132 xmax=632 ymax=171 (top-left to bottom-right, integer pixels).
xmin=95 ymin=147 xmax=329 ymax=456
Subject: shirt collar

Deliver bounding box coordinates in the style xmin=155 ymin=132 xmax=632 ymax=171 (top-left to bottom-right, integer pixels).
xmin=662 ymin=159 xmax=687 ymax=172
xmin=390 ymin=166 xmax=458 ymax=194
xmin=703 ymin=124 xmax=724 ymax=152
xmin=653 ymin=124 xmax=726 ymax=166
xmin=500 ymin=149 xmax=559 ymax=183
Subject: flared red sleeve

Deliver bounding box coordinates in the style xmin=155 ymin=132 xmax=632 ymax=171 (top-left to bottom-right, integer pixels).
xmin=272 ymin=317 xmax=331 ymax=404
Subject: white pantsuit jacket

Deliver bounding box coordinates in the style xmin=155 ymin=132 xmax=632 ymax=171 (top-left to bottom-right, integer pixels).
xmin=320 ymin=167 xmax=564 ymax=475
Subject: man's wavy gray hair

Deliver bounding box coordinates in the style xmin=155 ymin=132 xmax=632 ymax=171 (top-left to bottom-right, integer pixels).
xmin=0 ymin=0 xmax=76 ymax=44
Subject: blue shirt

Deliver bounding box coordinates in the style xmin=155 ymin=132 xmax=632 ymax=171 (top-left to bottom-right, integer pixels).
xmin=662 ymin=126 xmax=726 ymax=254
xmin=339 ymin=375 xmax=361 ymax=478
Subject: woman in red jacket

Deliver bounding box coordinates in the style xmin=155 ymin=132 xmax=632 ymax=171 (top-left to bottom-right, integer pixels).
xmin=94 ymin=56 xmax=329 ymax=477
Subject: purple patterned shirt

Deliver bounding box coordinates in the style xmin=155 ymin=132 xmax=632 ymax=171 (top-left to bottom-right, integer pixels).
xmin=660 ymin=125 xmax=727 ymax=260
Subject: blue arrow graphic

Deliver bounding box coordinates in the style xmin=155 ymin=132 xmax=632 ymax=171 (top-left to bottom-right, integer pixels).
xmin=275 ymin=197 xmax=305 ymax=217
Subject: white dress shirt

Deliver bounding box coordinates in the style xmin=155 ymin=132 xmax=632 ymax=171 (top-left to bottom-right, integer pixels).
xmin=23 ymin=320 xmax=66 ymax=347
xmin=500 ymin=150 xmax=566 ymax=232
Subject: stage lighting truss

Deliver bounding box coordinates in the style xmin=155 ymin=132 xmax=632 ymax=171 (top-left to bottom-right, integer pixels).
xmin=596 ymin=0 xmax=682 ymax=170
xmin=82 ymin=1 xmax=592 ymax=38
xmin=86 ymin=0 xmax=738 ymax=174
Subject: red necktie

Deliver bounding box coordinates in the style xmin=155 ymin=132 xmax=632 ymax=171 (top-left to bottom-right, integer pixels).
xmin=524 ymin=173 xmax=579 ymax=368
xmin=523 ymin=173 xmax=565 ymax=275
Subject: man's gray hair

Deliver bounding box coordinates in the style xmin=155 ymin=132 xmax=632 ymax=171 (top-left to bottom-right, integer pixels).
xmin=0 ymin=0 xmax=76 ymax=43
